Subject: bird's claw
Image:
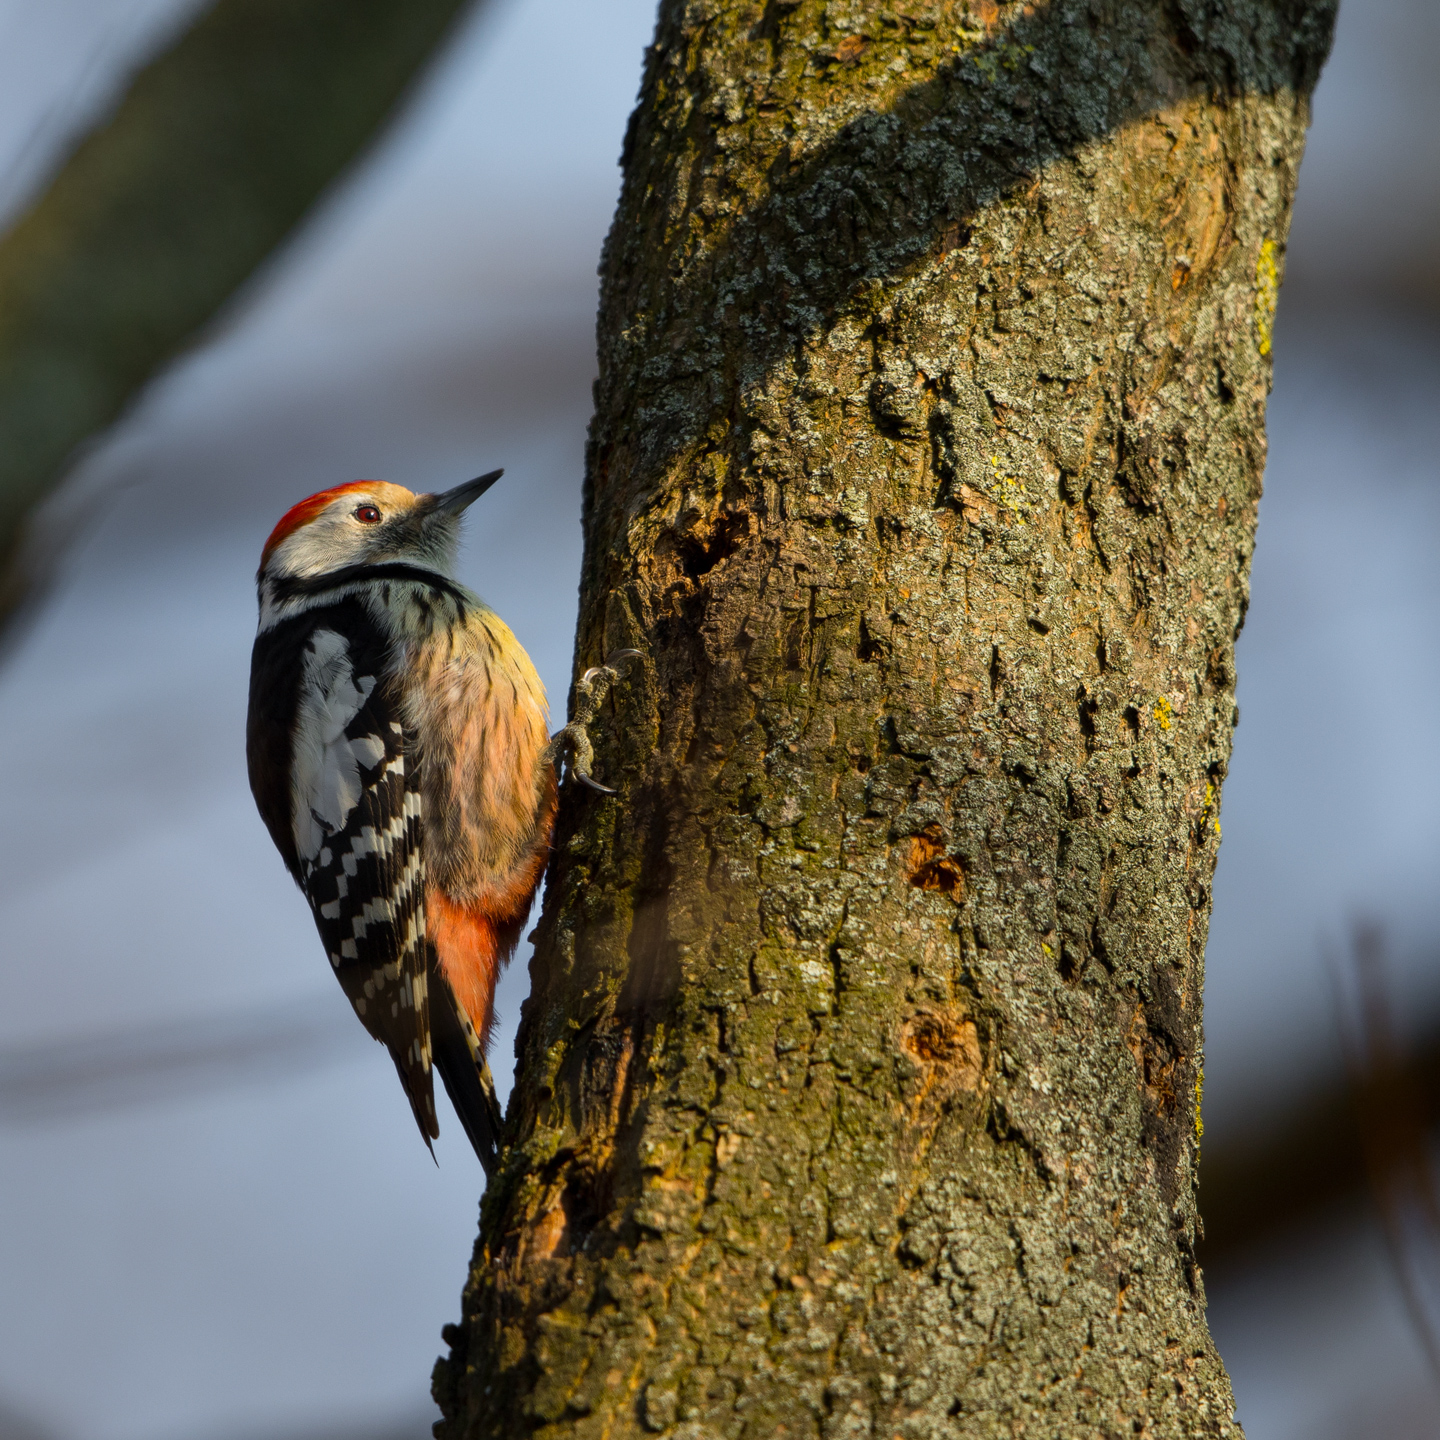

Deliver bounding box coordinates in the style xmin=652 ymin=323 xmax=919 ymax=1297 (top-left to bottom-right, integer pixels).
xmin=546 ymin=649 xmax=643 ymax=792
xmin=580 ymin=649 xmax=641 ymax=686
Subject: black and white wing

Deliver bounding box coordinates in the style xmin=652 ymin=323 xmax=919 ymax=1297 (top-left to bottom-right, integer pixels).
xmin=248 ymin=609 xmax=438 ymax=1149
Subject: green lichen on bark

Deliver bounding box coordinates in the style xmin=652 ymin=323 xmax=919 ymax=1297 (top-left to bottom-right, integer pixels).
xmin=435 ymin=1 xmax=1334 ymax=1435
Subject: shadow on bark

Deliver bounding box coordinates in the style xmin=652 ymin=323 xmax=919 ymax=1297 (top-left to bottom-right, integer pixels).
xmin=581 ymin=0 xmax=1334 ymax=545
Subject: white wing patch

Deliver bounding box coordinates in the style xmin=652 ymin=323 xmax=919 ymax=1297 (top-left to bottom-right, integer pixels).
xmin=291 ymin=627 xmax=383 ymax=861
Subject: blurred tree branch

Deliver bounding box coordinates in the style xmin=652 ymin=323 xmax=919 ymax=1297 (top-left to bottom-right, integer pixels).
xmin=1200 ymin=937 xmax=1440 ymax=1268
xmin=0 ymin=0 xmax=478 ymax=633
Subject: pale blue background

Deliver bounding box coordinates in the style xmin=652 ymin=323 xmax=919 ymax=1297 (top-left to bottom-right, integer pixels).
xmin=0 ymin=2 xmax=1436 ymax=1436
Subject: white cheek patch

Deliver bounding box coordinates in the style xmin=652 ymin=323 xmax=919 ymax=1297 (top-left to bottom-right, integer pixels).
xmin=291 ymin=628 xmax=382 ymax=860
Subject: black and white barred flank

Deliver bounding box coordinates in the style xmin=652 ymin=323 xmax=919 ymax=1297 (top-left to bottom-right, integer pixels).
xmin=247 ymin=594 xmax=501 ymax=1164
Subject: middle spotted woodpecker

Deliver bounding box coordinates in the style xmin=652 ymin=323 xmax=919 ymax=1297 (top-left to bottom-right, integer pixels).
xmin=246 ymin=470 xmax=634 ymax=1172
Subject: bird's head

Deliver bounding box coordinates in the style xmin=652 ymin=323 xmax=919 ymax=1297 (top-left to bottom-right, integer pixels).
xmin=257 ymin=469 xmax=503 ymax=585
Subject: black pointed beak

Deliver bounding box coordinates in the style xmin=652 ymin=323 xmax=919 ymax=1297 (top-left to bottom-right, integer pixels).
xmin=429 ymin=468 xmax=504 ymax=516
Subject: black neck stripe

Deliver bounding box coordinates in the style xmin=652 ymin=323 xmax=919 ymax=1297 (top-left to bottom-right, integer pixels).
xmin=270 ymin=562 xmax=468 ymax=606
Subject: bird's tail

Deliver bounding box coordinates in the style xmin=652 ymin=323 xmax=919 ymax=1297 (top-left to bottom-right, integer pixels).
xmin=430 ymin=973 xmax=504 ymax=1174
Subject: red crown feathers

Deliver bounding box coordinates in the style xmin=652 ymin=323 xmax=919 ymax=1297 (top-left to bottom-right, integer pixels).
xmin=260 ymin=482 xmax=384 ymax=568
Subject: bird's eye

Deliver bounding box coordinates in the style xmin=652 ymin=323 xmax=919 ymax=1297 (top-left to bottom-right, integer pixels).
xmin=354 ymin=505 xmax=381 ymax=524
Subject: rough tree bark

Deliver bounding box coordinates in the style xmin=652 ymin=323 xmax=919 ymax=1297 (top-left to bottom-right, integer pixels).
xmin=436 ymin=1 xmax=1334 ymax=1435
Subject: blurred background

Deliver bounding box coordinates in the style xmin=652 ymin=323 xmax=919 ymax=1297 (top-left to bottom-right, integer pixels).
xmin=0 ymin=1 xmax=1435 ymax=1437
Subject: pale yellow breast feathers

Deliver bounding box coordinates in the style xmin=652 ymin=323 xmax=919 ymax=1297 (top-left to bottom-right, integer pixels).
xmin=400 ymin=603 xmax=551 ymax=906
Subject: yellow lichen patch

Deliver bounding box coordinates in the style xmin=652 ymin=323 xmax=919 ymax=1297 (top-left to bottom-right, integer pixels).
xmin=948 ymin=25 xmax=986 ymax=55
xmin=989 ymin=453 xmax=1029 ymax=516
xmin=1254 ymin=238 xmax=1279 ymax=357
xmin=1201 ymin=780 xmax=1222 ymax=838
xmin=1153 ymin=695 xmax=1173 ymax=730
xmin=1194 ymin=1067 xmax=1205 ymax=1149
xmin=954 ymin=24 xmax=1034 ymax=76
xmin=968 ymin=40 xmax=1036 ymax=81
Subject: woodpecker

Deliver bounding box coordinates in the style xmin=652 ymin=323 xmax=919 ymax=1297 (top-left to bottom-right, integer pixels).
xmin=246 ymin=470 xmax=632 ymax=1173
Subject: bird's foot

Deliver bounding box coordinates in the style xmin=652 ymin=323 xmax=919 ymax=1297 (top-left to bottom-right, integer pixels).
xmin=546 ymin=649 xmax=642 ymax=793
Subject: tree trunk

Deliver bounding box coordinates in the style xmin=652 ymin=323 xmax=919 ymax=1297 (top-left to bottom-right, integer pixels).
xmin=436 ymin=1 xmax=1334 ymax=1434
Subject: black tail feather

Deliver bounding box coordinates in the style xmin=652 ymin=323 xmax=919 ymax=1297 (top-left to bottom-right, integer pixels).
xmin=388 ymin=1050 xmax=439 ymax=1163
xmin=430 ymin=979 xmax=503 ymax=1174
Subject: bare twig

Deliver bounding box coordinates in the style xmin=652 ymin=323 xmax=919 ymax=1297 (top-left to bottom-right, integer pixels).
xmin=1331 ymin=922 xmax=1440 ymax=1384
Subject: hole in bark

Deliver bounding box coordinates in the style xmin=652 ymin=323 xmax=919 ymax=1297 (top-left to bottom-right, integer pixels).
xmin=784 ymin=609 xmax=811 ymax=669
xmin=857 ymin=615 xmax=888 ymax=663
xmin=674 ymin=511 xmax=752 ymax=581
xmin=937 ymin=220 xmax=972 ymax=258
xmin=904 ymin=1012 xmax=966 ymax=1064
xmin=901 ymin=1008 xmax=982 ymax=1096
xmin=560 ymin=1171 xmax=607 ymax=1249
xmin=1215 ymin=359 xmax=1235 ymax=404
xmin=906 ymin=825 xmax=966 ymax=900
xmin=1077 ymin=689 xmax=1098 ymax=750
